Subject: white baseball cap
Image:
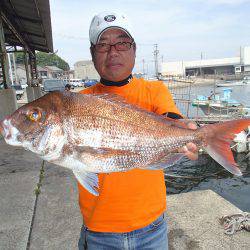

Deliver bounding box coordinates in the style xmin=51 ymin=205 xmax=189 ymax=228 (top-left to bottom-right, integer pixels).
xmin=89 ymin=11 xmax=135 ymax=45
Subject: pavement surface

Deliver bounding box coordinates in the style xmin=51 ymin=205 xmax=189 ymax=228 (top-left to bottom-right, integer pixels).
xmin=0 ymin=138 xmax=249 ymax=250
xmin=28 ymin=162 xmax=82 ymax=250
xmin=167 ymin=190 xmax=249 ymax=250
xmin=0 ymin=138 xmax=41 ymax=250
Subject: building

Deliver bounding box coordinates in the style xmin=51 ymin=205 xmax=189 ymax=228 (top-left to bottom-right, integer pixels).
xmin=11 ymin=64 xmax=65 ymax=84
xmin=43 ymin=66 xmax=64 ymax=78
xmin=37 ymin=66 xmax=48 ymax=78
xmin=16 ymin=65 xmax=27 ymax=83
xmin=161 ymin=46 xmax=250 ymax=77
xmin=74 ymin=60 xmax=99 ymax=80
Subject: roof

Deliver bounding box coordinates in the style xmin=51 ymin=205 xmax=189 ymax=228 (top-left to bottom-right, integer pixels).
xmin=162 ymin=57 xmax=241 ymax=74
xmin=44 ymin=65 xmax=63 ymax=71
xmin=16 ymin=64 xmax=62 ymax=72
xmin=185 ymin=57 xmax=240 ymax=68
xmin=37 ymin=65 xmax=47 ymax=71
xmin=0 ymin=0 xmax=53 ymax=53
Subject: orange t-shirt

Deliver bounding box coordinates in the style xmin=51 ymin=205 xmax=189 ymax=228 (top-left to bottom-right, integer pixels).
xmin=78 ymin=77 xmax=181 ymax=233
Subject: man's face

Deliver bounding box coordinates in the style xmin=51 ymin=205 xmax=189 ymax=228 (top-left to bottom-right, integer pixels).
xmin=91 ymin=29 xmax=136 ymax=82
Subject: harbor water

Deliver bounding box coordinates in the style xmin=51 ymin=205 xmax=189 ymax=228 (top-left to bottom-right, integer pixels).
xmin=164 ymin=82 xmax=250 ymax=212
xmin=174 ymin=82 xmax=250 ymax=118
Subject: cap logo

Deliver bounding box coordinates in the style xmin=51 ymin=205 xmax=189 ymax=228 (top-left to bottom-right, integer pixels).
xmin=104 ymin=15 xmax=116 ymax=22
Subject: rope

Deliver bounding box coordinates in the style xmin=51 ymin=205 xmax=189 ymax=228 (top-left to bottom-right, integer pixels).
xmin=219 ymin=212 xmax=250 ymax=235
xmin=164 ymin=169 xmax=225 ymax=180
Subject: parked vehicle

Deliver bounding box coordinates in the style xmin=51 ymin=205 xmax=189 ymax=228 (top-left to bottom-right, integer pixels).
xmin=69 ymin=79 xmax=84 ymax=87
xmin=242 ymin=75 xmax=250 ymax=84
xmin=43 ymin=79 xmax=68 ymax=92
xmin=11 ymin=85 xmax=25 ymax=100
xmin=84 ymin=79 xmax=98 ymax=88
xmin=21 ymin=83 xmax=28 ymax=89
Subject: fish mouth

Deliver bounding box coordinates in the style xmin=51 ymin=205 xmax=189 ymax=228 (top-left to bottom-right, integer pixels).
xmin=0 ymin=118 xmax=23 ymax=146
xmin=0 ymin=119 xmax=11 ymax=139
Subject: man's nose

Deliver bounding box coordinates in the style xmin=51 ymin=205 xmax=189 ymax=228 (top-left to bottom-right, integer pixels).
xmin=109 ymin=45 xmax=119 ymax=55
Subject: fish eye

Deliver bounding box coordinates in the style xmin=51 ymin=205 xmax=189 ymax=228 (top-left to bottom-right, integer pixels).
xmin=27 ymin=109 xmax=42 ymax=122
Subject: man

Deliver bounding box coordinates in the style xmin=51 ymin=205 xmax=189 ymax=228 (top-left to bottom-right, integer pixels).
xmin=78 ymin=11 xmax=197 ymax=250
xmin=65 ymin=83 xmax=71 ymax=91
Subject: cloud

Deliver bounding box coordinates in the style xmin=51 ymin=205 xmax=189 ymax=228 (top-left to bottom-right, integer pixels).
xmin=49 ymin=0 xmax=250 ymax=72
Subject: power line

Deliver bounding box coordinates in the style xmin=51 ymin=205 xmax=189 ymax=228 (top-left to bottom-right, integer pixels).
xmin=54 ymin=33 xmax=88 ymax=40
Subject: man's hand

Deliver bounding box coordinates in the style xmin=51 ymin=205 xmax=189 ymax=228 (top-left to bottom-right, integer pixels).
xmin=179 ymin=122 xmax=198 ymax=160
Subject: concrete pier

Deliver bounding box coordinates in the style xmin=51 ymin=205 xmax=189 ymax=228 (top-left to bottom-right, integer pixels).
xmin=0 ymin=89 xmax=18 ymax=121
xmin=0 ymin=138 xmax=41 ymax=250
xmin=0 ymin=138 xmax=249 ymax=250
xmin=167 ymin=190 xmax=249 ymax=250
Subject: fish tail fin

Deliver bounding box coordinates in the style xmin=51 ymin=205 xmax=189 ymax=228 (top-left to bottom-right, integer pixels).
xmin=200 ymin=118 xmax=250 ymax=176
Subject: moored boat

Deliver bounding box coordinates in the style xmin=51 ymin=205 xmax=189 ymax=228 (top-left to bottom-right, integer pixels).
xmin=192 ymin=88 xmax=250 ymax=116
xmin=216 ymin=76 xmax=250 ymax=87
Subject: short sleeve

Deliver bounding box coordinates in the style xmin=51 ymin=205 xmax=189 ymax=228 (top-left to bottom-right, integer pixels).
xmin=152 ymin=81 xmax=182 ymax=116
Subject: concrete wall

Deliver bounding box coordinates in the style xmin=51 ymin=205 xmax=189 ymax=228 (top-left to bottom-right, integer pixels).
xmin=243 ymin=46 xmax=250 ymax=65
xmin=74 ymin=60 xmax=99 ymax=80
xmin=26 ymin=87 xmax=43 ymax=103
xmin=0 ymin=89 xmax=18 ymax=120
xmin=244 ymin=65 xmax=250 ymax=73
xmin=16 ymin=67 xmax=27 ymax=81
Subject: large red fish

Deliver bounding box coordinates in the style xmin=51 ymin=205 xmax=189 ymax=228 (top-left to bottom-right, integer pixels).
xmin=0 ymin=91 xmax=249 ymax=195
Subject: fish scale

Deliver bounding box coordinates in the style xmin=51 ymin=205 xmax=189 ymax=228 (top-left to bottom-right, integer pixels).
xmin=0 ymin=91 xmax=249 ymax=195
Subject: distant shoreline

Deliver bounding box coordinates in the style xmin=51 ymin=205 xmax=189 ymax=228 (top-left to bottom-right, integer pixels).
xmin=163 ymin=78 xmax=216 ymax=89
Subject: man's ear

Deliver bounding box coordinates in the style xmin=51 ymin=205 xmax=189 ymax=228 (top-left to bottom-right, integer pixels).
xmin=133 ymin=43 xmax=136 ymax=57
xmin=90 ymin=46 xmax=95 ymax=61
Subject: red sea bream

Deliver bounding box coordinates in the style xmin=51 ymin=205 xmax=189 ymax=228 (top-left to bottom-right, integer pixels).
xmin=0 ymin=91 xmax=249 ymax=195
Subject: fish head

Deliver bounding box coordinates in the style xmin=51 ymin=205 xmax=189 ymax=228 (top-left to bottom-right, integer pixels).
xmin=0 ymin=92 xmax=66 ymax=157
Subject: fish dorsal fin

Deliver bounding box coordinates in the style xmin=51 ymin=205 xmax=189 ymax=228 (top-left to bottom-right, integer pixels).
xmin=89 ymin=93 xmax=126 ymax=103
xmin=162 ymin=117 xmax=191 ymax=129
xmin=87 ymin=93 xmax=155 ymax=113
xmin=73 ymin=167 xmax=99 ymax=196
xmin=89 ymin=94 xmax=191 ymax=129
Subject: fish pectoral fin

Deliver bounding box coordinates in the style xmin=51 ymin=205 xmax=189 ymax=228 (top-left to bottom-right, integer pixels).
xmin=73 ymin=168 xmax=99 ymax=196
xmin=146 ymin=153 xmax=185 ymax=170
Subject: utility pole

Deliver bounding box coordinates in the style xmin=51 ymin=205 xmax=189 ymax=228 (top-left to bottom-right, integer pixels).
xmin=0 ymin=15 xmax=11 ymax=88
xmin=7 ymin=53 xmax=13 ymax=85
xmin=239 ymin=46 xmax=242 ymax=64
xmin=12 ymin=52 xmax=18 ymax=83
xmin=153 ymin=44 xmax=159 ymax=78
xmin=200 ymin=52 xmax=203 ymax=77
xmin=142 ymin=59 xmax=145 ymax=75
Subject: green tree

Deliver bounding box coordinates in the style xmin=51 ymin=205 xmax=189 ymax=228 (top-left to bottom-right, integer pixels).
xmin=15 ymin=52 xmax=25 ymax=64
xmin=36 ymin=51 xmax=70 ymax=71
xmin=14 ymin=51 xmax=70 ymax=71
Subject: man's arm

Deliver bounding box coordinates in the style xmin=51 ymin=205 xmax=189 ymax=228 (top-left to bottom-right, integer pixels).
xmin=162 ymin=112 xmax=198 ymax=160
xmin=181 ymin=123 xmax=198 ymax=161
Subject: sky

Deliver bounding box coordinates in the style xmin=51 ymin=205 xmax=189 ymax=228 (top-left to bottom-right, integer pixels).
xmin=50 ymin=0 xmax=250 ymax=75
